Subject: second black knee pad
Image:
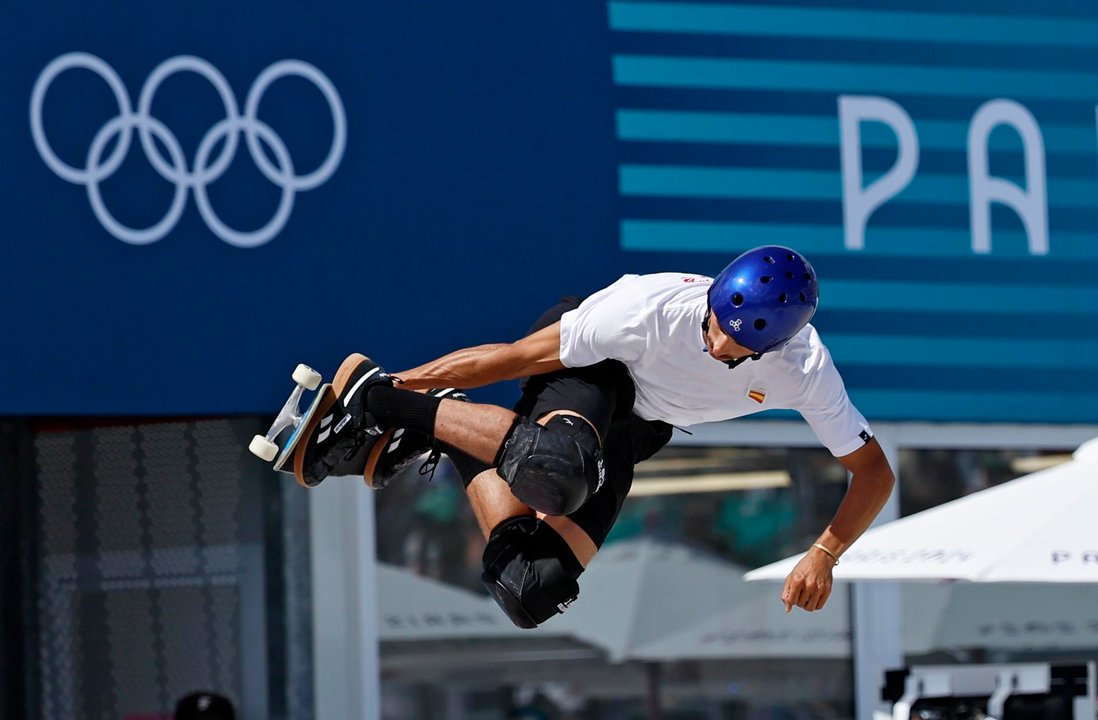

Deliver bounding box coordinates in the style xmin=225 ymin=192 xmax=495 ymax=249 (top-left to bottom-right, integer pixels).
xmin=496 ymin=415 xmax=604 ymax=515
xmin=480 ymin=515 xmax=584 ymax=628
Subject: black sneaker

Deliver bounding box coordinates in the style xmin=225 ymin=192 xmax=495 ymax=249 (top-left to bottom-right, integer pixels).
xmin=365 ymin=388 xmax=469 ymax=489
xmin=293 ymin=353 xmax=393 ymax=487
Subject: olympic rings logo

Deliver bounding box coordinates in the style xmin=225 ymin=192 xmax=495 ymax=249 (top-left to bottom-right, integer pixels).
xmin=30 ymin=52 xmax=346 ymax=248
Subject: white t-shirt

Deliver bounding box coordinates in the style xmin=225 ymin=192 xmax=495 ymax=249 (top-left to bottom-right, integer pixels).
xmin=558 ymin=273 xmax=871 ymax=458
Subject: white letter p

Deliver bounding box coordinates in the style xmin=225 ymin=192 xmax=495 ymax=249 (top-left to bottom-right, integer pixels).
xmin=839 ymin=96 xmax=919 ymax=251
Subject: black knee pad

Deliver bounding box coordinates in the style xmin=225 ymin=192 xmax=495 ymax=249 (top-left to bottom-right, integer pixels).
xmin=496 ymin=415 xmax=605 ymax=516
xmin=480 ymin=516 xmax=584 ymax=629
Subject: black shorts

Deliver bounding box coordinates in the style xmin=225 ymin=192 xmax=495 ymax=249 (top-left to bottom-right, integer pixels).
xmin=448 ymin=296 xmax=673 ymax=547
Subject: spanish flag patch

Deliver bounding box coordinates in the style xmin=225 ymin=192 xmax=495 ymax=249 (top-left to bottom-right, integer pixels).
xmin=748 ymin=386 xmax=766 ymax=404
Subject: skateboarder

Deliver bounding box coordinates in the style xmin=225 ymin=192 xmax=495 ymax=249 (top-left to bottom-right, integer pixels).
xmin=298 ymin=246 xmax=895 ymax=628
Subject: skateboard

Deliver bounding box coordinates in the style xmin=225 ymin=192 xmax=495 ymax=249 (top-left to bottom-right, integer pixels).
xmin=248 ymin=362 xmax=395 ymax=487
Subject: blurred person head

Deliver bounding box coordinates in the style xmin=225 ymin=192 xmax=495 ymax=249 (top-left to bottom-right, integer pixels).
xmin=174 ymin=691 xmax=236 ymax=720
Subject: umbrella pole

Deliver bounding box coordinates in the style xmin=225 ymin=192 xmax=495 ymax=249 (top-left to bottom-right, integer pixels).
xmin=645 ymin=662 xmax=664 ymax=720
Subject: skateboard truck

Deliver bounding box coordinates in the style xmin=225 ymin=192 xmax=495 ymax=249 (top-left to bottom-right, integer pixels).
xmin=249 ymin=364 xmax=324 ymax=462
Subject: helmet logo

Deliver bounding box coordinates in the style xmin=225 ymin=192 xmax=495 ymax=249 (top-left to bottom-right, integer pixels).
xmin=729 ymin=318 xmax=743 ymax=332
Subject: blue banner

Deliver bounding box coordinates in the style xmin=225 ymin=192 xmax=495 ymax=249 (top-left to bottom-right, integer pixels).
xmin=2 ymin=1 xmax=1096 ymax=423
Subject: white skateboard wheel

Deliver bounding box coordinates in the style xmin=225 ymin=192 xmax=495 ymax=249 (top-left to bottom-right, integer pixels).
xmin=293 ymin=364 xmax=322 ymax=391
xmin=249 ymin=435 xmax=280 ymax=462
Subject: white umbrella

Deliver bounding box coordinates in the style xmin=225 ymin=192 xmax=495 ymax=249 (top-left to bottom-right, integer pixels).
xmin=376 ymin=563 xmax=560 ymax=640
xmin=745 ymin=437 xmax=1098 ymax=583
xmin=546 ymin=537 xmax=752 ymax=662
xmin=627 ymin=583 xmax=1098 ymax=659
xmin=546 ymin=538 xmax=858 ymax=720
xmin=903 ymin=583 xmax=1098 ymax=655
xmin=629 ymin=588 xmax=851 ymax=661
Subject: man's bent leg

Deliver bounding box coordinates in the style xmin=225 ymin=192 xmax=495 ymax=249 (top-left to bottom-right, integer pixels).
xmin=472 ymin=413 xmax=675 ymax=627
xmin=462 ymin=413 xmax=670 ymax=568
xmin=367 ymin=388 xmax=604 ymax=516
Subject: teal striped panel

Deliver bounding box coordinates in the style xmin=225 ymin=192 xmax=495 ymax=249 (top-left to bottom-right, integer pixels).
xmin=825 ymin=335 xmax=1098 ymax=367
xmin=620 ymin=220 xmax=1098 ymax=260
xmin=846 ymin=389 xmax=1098 ymax=423
xmin=824 ymin=280 xmax=1096 ymax=315
xmin=609 ymin=3 xmax=1098 ymax=48
xmin=616 ymin=110 xmax=1096 ymax=155
xmin=619 ymin=165 xmax=1098 ymax=207
xmin=613 ymin=56 xmax=1098 ymax=100
xmin=622 ymin=165 xmax=838 ymax=199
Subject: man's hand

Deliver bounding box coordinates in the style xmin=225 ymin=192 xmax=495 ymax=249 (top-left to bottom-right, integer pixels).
xmin=781 ymin=549 xmax=836 ymax=612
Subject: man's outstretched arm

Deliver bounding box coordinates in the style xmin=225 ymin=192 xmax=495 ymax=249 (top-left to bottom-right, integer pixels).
xmin=391 ymin=321 xmax=566 ymax=390
xmin=780 ymin=437 xmax=896 ymax=612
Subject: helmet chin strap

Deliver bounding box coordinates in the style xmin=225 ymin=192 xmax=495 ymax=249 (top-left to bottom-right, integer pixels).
xmin=722 ymin=354 xmax=762 ymax=370
xmin=701 ymin=310 xmax=763 ymax=370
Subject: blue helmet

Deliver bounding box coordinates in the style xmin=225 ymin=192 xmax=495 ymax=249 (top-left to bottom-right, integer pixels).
xmin=707 ymin=246 xmax=819 ymax=354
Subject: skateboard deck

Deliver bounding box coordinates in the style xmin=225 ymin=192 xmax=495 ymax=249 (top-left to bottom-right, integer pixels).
xmin=249 ymin=363 xmax=394 ymax=488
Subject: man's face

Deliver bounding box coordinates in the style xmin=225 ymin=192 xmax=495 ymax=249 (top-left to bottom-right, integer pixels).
xmin=703 ymin=312 xmax=757 ymax=362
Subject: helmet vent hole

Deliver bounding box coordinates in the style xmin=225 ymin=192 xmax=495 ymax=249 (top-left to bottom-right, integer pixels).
xmin=787 ymin=253 xmax=795 ymax=261
xmin=760 ymin=276 xmax=772 ymax=284
xmin=799 ymin=292 xmax=807 ymax=302
xmin=786 ymin=271 xmax=794 ymax=279
xmin=778 ymin=293 xmax=788 ymax=303
xmin=763 ymin=256 xmax=775 ymax=264
xmin=804 ymin=272 xmax=812 ymax=280
xmin=754 ymin=318 xmax=767 ymax=331
xmin=732 ymin=292 xmax=744 ymax=306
